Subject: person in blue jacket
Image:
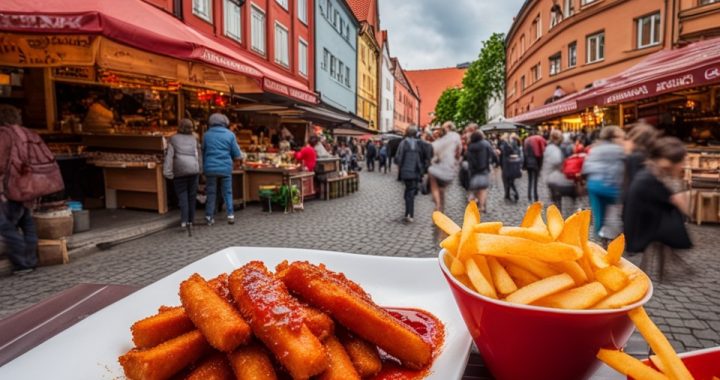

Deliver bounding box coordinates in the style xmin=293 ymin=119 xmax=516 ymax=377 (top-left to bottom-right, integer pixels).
xmin=202 ymin=113 xmax=243 ymax=225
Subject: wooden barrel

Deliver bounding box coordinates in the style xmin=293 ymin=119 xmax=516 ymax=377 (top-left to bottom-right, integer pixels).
xmin=34 ymin=209 xmax=74 ymax=239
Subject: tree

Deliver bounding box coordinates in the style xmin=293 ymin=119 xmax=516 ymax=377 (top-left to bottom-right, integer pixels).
xmin=432 ymin=87 xmax=462 ymax=125
xmin=458 ymin=32 xmax=506 ymax=126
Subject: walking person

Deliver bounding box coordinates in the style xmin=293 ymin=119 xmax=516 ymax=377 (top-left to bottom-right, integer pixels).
xmin=523 ymin=130 xmax=546 ymax=202
xmin=543 ymin=130 xmax=577 ymax=211
xmin=582 ymin=126 xmax=626 ymax=238
xmin=465 ymin=131 xmax=498 ymax=214
xmin=499 ymin=133 xmax=522 ymax=202
xmin=378 ymin=142 xmax=389 ymax=174
xmin=395 ymin=126 xmax=427 ymax=223
xmin=365 ymin=140 xmax=377 ymax=172
xmin=203 ymin=113 xmax=243 ymax=226
xmin=624 ymin=137 xmax=692 ymax=281
xmin=427 ymin=122 xmax=462 ymax=213
xmin=164 ymin=119 xmax=202 ymax=235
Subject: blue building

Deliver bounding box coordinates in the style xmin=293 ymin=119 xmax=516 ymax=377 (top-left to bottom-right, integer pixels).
xmin=315 ymin=0 xmax=359 ymax=116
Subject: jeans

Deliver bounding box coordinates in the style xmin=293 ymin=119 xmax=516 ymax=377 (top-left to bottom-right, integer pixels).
xmin=526 ymin=169 xmax=539 ymax=201
xmin=587 ymin=178 xmax=620 ymax=236
xmin=366 ymin=156 xmax=375 ymax=171
xmin=378 ymin=157 xmax=388 ymax=173
xmin=0 ymin=201 xmax=38 ymax=270
xmin=403 ymin=179 xmax=418 ymax=218
xmin=173 ymin=175 xmax=199 ymax=224
xmin=205 ymin=174 xmax=233 ymax=219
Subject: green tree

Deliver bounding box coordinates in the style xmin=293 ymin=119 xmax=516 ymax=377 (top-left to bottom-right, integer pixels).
xmin=432 ymin=87 xmax=462 ymax=125
xmin=458 ymin=32 xmax=506 ymax=126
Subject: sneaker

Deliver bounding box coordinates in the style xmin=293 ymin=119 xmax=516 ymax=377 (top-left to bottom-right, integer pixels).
xmin=181 ymin=222 xmax=187 ymax=228
xmin=13 ymin=267 xmax=35 ymax=275
xmin=403 ymin=216 xmax=414 ymax=224
xmin=205 ymin=216 xmax=215 ymax=226
xmin=228 ymin=215 xmax=235 ymax=225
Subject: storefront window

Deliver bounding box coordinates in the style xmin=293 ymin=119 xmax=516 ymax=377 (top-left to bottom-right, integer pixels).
xmin=637 ymin=12 xmax=661 ymax=49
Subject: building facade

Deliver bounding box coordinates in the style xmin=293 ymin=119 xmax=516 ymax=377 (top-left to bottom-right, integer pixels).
xmin=391 ymin=58 xmax=421 ymax=133
xmin=379 ymin=31 xmax=395 ymax=132
xmin=506 ymin=0 xmax=720 ymax=122
xmin=314 ymin=0 xmax=359 ymax=113
xmin=405 ymin=66 xmax=467 ymax=127
xmin=347 ymin=0 xmax=380 ymax=130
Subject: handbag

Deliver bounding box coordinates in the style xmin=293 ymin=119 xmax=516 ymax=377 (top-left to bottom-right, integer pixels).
xmin=469 ymin=173 xmax=490 ymax=190
xmin=420 ymin=175 xmax=430 ymax=195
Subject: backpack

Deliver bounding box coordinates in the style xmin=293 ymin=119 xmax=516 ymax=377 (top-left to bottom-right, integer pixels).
xmin=1 ymin=125 xmax=64 ymax=202
xmin=562 ymin=152 xmax=586 ymax=181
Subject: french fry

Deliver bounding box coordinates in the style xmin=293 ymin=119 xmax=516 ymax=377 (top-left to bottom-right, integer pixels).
xmin=465 ymin=258 xmax=498 ymax=299
xmin=578 ymin=209 xmax=592 ymax=246
xmin=458 ymin=202 xmax=481 ymax=261
xmin=597 ymin=349 xmax=669 ymax=380
xmin=505 ymin=273 xmax=575 ymax=305
xmin=593 ymin=273 xmax=650 ymax=309
xmin=440 ymin=232 xmax=461 ymax=254
xmin=498 ymin=226 xmax=552 ymax=242
xmin=649 ymin=354 xmax=667 ymax=373
xmin=549 ymin=260 xmax=588 ymax=285
xmin=578 ymin=248 xmax=596 ymax=282
xmin=557 ymin=211 xmax=583 ymax=246
xmin=472 ymin=233 xmax=582 ymax=262
xmin=587 ymin=242 xmax=610 ymax=270
xmin=504 ymin=264 xmax=541 ymax=288
xmin=606 ymin=234 xmax=625 ymax=265
xmin=450 ymin=254 xmax=467 ymax=276
xmin=628 ymin=307 xmax=694 ymax=380
xmin=500 ymin=256 xmax=558 ymax=278
xmin=473 ymin=256 xmax=494 ymax=290
xmin=472 ymin=221 xmax=503 ymax=233
xmin=487 ymin=257 xmax=518 ymax=295
xmin=595 ymin=265 xmax=629 ymax=292
xmin=432 ymin=211 xmax=461 ymax=235
xmin=520 ymin=202 xmax=543 ymax=228
xmin=546 ymin=204 xmax=564 ymax=240
xmin=534 ymin=282 xmax=608 ymax=309
xmin=455 ymin=274 xmax=475 ymax=290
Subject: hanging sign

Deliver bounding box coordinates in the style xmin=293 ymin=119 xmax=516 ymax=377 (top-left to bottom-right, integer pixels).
xmin=0 ymin=33 xmax=97 ymax=67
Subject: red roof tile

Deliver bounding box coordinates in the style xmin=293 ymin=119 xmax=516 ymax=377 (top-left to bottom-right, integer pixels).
xmin=405 ymin=67 xmax=467 ymax=126
xmin=346 ymin=0 xmax=378 ymax=29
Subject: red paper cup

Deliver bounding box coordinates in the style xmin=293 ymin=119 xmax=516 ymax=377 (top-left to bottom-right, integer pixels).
xmin=439 ymin=250 xmax=653 ymax=380
xmin=631 ymin=346 xmax=720 ymax=379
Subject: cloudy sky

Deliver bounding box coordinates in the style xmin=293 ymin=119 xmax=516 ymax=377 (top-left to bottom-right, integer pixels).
xmin=378 ymin=0 xmax=526 ymax=70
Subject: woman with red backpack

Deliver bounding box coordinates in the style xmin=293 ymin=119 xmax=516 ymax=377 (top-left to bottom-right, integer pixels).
xmin=542 ymin=130 xmax=577 ymax=211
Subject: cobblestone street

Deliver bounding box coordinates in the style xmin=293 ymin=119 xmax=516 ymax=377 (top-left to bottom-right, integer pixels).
xmin=1 ymin=168 xmax=719 ymax=354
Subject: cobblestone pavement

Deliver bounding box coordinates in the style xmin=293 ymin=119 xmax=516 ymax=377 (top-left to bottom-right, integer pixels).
xmin=1 ymin=167 xmax=718 ymax=354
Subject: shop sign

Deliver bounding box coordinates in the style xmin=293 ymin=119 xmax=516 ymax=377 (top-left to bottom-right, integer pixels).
xmin=197 ymin=48 xmax=262 ymax=78
xmin=98 ymin=38 xmax=179 ymax=80
xmin=655 ymin=74 xmax=694 ymax=93
xmin=263 ymin=78 xmax=318 ymax=104
xmin=512 ymin=100 xmax=577 ymax=122
xmin=51 ymin=66 xmax=95 ymax=81
xmin=0 ymin=33 xmax=97 ymax=67
xmin=603 ymin=85 xmax=649 ymax=105
xmin=0 ymin=14 xmax=95 ymax=31
xmin=705 ymin=67 xmax=720 ymax=81
xmin=264 ymin=78 xmax=290 ymax=96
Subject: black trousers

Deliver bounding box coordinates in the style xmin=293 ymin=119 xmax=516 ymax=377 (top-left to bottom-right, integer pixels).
xmin=366 ymin=156 xmax=375 ymax=171
xmin=526 ymin=169 xmax=539 ymax=201
xmin=403 ymin=179 xmax=418 ymax=218
xmin=0 ymin=201 xmax=38 ymax=270
xmin=173 ymin=175 xmax=199 ymax=224
xmin=502 ymin=176 xmax=518 ymax=200
xmin=548 ymin=183 xmax=577 ymax=210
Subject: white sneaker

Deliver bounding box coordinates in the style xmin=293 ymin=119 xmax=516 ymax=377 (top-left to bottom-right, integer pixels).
xmin=228 ymin=215 xmax=235 ymax=225
xmin=181 ymin=222 xmax=187 ymax=228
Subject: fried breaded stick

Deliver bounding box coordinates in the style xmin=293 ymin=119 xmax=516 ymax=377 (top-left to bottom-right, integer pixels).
xmin=229 ymin=261 xmax=328 ymax=379
xmin=227 ymin=343 xmax=278 ymax=380
xmin=207 ymin=273 xmax=235 ymax=305
xmin=119 ymin=330 xmax=211 ymax=380
xmin=185 ymin=352 xmax=234 ymax=380
xmin=180 ymin=273 xmax=251 ymax=352
xmin=318 ymin=335 xmax=361 ymax=380
xmin=302 ymin=304 xmax=334 ymax=341
xmin=279 ymin=261 xmax=432 ymax=370
xmin=131 ymin=306 xmax=195 ymax=349
xmin=337 ymin=330 xmax=382 ymax=377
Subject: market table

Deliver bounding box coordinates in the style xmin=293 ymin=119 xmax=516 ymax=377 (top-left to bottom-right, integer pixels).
xmin=0 ymin=284 xmax=623 ymax=379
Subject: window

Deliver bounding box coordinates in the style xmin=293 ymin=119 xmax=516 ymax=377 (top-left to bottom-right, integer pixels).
xmin=326 ymin=0 xmax=332 ymax=18
xmin=345 ymin=25 xmax=350 ymax=41
xmin=531 ymin=63 xmax=541 ymax=82
xmin=193 ymin=0 xmax=212 ymax=22
xmin=361 ymin=45 xmax=365 ymax=63
xmin=586 ymin=32 xmax=604 ymax=63
xmin=338 ymin=61 xmax=345 ymax=83
xmin=331 ymin=56 xmax=337 ymax=78
xmin=549 ymin=54 xmax=561 ymax=76
xmin=564 ymin=0 xmax=574 ymax=18
xmin=637 ymin=12 xmax=661 ymax=48
xmin=334 ymin=10 xmax=339 ymax=27
xmin=274 ymin=22 xmax=289 ymax=66
xmin=533 ymin=16 xmax=542 ymax=40
xmin=521 ymin=75 xmax=526 ymax=92
xmin=581 ymin=0 xmax=597 ymax=5
xmin=520 ymin=34 xmax=526 ymax=54
xmin=298 ymin=39 xmax=308 ymax=76
xmin=276 ymin=0 xmax=288 ymax=10
xmin=701 ymin=0 xmax=720 ymax=4
xmin=298 ymin=0 xmax=308 ymax=24
xmin=322 ymin=48 xmax=329 ymax=70
xmin=224 ymin=0 xmax=241 ymax=42
xmin=345 ymin=67 xmax=350 ymax=86
xmin=251 ymin=6 xmax=266 ymax=54
xmin=568 ymin=41 xmax=577 ymax=67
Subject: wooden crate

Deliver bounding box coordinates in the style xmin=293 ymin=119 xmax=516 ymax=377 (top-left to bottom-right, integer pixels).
xmin=37 ymin=239 xmax=69 ymax=266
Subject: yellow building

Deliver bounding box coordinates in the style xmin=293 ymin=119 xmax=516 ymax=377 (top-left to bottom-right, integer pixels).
xmin=357 ymin=24 xmax=379 ymax=130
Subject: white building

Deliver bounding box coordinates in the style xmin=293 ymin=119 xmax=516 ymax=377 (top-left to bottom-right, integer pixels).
xmin=487 ymin=94 xmax=505 ymax=123
xmin=379 ymin=31 xmax=395 ymax=133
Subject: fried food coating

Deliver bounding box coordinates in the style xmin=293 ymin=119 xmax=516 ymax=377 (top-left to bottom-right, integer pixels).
xmin=229 ymin=261 xmax=328 ymax=380
xmin=278 ymin=261 xmax=432 ymax=370
xmin=317 ymin=335 xmax=361 ymax=380
xmin=180 ymin=273 xmax=251 ymax=352
xmin=185 ymin=352 xmax=234 ymax=380
xmin=119 ymin=330 xmax=210 ymax=380
xmin=131 ymin=306 xmax=195 ymax=349
xmin=301 ymin=304 xmax=334 ymax=341
xmin=337 ymin=329 xmax=382 ymax=377
xmin=227 ymin=343 xmax=278 ymax=380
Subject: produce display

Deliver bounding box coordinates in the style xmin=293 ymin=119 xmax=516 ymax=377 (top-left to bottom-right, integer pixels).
xmin=118 ymin=260 xmax=444 ymax=380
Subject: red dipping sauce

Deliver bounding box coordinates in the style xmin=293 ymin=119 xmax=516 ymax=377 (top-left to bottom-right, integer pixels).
xmin=370 ymin=308 xmax=445 ymax=380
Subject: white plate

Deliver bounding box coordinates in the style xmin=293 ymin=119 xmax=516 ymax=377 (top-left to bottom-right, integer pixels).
xmin=0 ymin=247 xmax=472 ymax=379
